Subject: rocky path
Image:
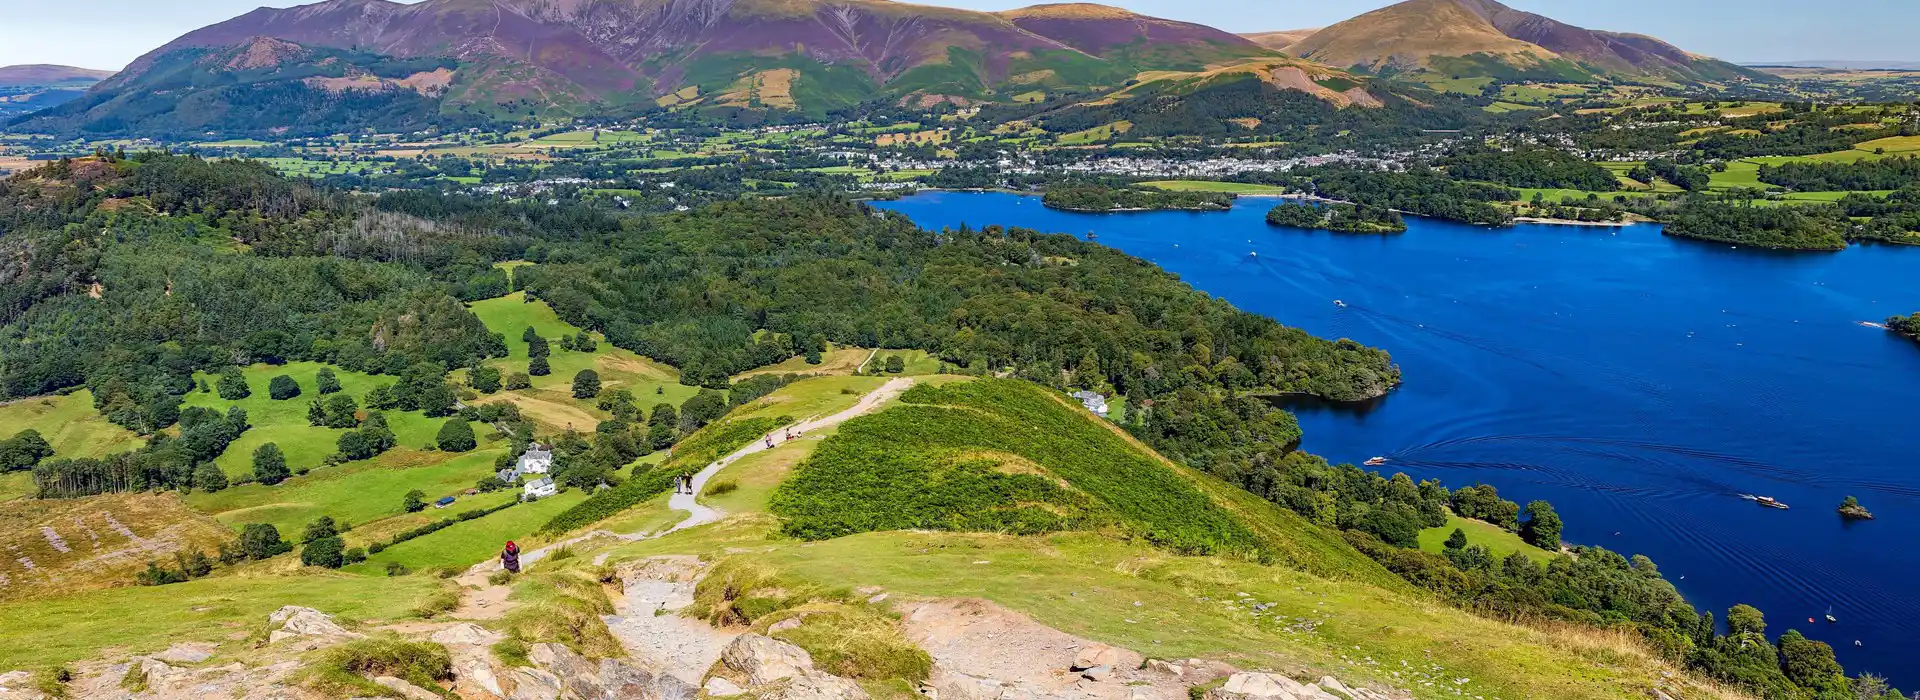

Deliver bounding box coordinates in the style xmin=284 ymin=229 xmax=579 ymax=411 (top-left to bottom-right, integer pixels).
xmin=452 ymin=378 xmax=913 ymax=619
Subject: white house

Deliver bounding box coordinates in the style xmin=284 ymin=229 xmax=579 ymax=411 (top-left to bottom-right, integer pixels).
xmin=517 ymin=447 xmax=553 ymax=476
xmin=1069 ymin=390 xmax=1110 ymax=418
xmin=501 ymin=447 xmax=553 ymax=484
xmin=523 ymin=477 xmax=558 ymax=500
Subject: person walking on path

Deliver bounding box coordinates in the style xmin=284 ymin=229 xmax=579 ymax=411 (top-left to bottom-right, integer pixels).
xmin=500 ymin=541 xmax=521 ymax=574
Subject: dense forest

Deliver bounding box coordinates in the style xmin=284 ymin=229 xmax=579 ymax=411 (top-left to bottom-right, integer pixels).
xmin=1761 ymin=156 xmax=1920 ymax=192
xmin=519 ymin=198 xmax=1402 ymax=395
xmin=1662 ymin=201 xmax=1852 ymax=250
xmin=0 ymin=151 xmax=1399 ymax=481
xmin=1040 ymin=184 xmax=1231 ymax=212
xmin=1265 ymin=201 xmax=1407 ymax=233
xmin=1441 ymin=145 xmax=1619 ymax=191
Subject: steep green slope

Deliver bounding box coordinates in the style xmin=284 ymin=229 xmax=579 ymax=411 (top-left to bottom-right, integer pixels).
xmin=770 ymin=378 xmax=1404 ymax=588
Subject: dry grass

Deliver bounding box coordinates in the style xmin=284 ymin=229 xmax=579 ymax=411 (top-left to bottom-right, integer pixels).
xmin=0 ymin=493 xmax=234 ymax=602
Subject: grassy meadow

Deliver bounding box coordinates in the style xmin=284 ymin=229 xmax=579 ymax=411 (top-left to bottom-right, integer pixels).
xmin=0 ymin=391 xmax=143 ymax=460
xmin=1417 ymin=513 xmax=1554 ymax=562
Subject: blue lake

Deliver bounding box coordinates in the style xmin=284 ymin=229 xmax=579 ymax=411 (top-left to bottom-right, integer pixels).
xmin=876 ymin=191 xmax=1920 ymax=685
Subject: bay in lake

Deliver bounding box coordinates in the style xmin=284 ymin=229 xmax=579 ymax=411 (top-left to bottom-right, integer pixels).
xmin=876 ymin=191 xmax=1920 ymax=684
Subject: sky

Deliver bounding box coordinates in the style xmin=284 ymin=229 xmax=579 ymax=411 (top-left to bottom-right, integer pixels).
xmin=0 ymin=0 xmax=1914 ymax=71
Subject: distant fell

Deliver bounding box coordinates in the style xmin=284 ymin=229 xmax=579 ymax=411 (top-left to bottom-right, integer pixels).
xmin=1240 ymin=30 xmax=1320 ymax=53
xmin=1288 ymin=0 xmax=1770 ymax=84
xmin=0 ymin=65 xmax=115 ymax=87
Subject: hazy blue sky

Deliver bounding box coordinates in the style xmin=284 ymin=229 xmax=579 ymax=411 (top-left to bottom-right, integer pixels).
xmin=0 ymin=0 xmax=1913 ymax=71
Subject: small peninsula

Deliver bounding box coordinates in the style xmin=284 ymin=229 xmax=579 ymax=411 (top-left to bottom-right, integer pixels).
xmin=1266 ymin=201 xmax=1408 ymax=233
xmin=1889 ymin=313 xmax=1920 ymax=342
xmin=1661 ymin=201 xmax=1850 ymax=251
xmin=1838 ymin=496 xmax=1875 ymax=520
xmin=1042 ymin=184 xmax=1232 ymax=213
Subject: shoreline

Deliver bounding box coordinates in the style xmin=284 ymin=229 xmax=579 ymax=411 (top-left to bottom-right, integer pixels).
xmin=1512 ymin=216 xmax=1638 ymax=228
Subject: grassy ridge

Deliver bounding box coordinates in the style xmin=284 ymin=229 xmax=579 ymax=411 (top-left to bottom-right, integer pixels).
xmin=771 ymin=379 xmax=1263 ymax=556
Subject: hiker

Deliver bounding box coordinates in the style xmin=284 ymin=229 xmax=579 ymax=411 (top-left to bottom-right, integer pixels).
xmin=500 ymin=541 xmax=521 ymax=574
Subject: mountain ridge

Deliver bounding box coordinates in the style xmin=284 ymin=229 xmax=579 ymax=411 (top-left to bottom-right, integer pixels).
xmin=1287 ymin=0 xmax=1770 ymax=84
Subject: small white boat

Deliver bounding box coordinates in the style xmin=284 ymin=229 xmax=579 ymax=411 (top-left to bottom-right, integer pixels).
xmin=1334 ymin=300 xmax=1348 ymax=308
xmin=1364 ymin=456 xmax=1387 ymax=466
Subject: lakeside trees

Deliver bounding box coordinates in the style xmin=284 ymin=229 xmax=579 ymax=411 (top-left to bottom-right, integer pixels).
xmin=1663 ymin=202 xmax=1851 ymax=250
xmin=1279 ymin=168 xmax=1516 ymax=226
xmin=1041 ymin=184 xmax=1231 ymax=212
xmin=1266 ymin=202 xmax=1406 ymax=233
xmin=1442 ymin=146 xmax=1619 ymax=191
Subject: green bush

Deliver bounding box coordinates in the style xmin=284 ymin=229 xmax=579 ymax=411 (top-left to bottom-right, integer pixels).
xmin=436 ymin=419 xmax=477 ymax=452
xmin=216 ymin=367 xmax=250 ymax=400
xmin=268 ymin=375 xmax=301 ymax=401
xmin=300 ymin=536 xmax=346 ymax=569
xmin=239 ymin=523 xmax=292 ymax=559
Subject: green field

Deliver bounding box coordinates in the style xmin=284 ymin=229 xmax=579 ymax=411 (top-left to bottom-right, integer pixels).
xmin=1417 ymin=514 xmax=1554 ymax=562
xmin=182 ymin=362 xmax=471 ymax=478
xmin=467 ymin=293 xmax=699 ymax=434
xmin=346 ymin=490 xmax=589 ymax=574
xmin=0 ymin=572 xmax=451 ymax=668
xmin=1498 ymin=84 xmax=1589 ymax=103
xmin=1482 ymin=101 xmax=1542 ymax=114
xmin=187 ymin=447 xmax=507 ymax=536
xmin=0 ymin=391 xmax=143 ymax=460
xmin=529 ymin=129 xmax=650 ymax=147
xmin=1057 ymin=121 xmax=1132 ymax=145
xmin=1141 ymin=180 xmax=1290 ymax=195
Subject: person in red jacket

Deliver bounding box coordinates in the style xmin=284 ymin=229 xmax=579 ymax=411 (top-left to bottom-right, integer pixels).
xmin=501 ymin=540 xmax=521 ymax=574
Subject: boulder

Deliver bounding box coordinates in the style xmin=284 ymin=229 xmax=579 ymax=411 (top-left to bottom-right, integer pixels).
xmin=431 ymin=623 xmax=504 ymax=647
xmin=1144 ymin=659 xmax=1186 ymax=678
xmin=447 ymin=643 xmax=506 ymax=699
xmin=706 ymin=677 xmax=747 ymax=697
xmin=1070 ymin=644 xmax=1122 ymax=671
xmin=153 ymin=642 xmax=217 ymax=665
xmin=0 ymin=670 xmax=49 ymax=700
xmin=720 ymin=634 xmax=815 ymax=686
xmin=597 ymin=657 xmax=698 ymax=700
xmin=756 ymin=671 xmax=871 ymax=700
xmin=1316 ymin=678 xmax=1352 ymax=698
xmin=265 ymin=606 xmax=362 ymax=644
xmin=1079 ymin=665 xmax=1111 ymax=682
xmin=507 ymin=667 xmax=563 ymax=700
xmin=374 ymin=675 xmax=443 ymax=700
xmin=1209 ymin=672 xmax=1311 ymax=700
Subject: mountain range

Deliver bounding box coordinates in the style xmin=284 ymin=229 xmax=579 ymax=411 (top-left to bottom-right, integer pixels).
xmin=8 ymin=0 xmax=1767 ymax=137
xmin=0 ymin=65 xmax=116 ymax=119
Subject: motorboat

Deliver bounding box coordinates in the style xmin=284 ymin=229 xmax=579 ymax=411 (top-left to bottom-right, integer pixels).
xmin=1754 ymin=496 xmax=1789 ymax=510
xmin=1364 ymin=457 xmax=1387 ymax=466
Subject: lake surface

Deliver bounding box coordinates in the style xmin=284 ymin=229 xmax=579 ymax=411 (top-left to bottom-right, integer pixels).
xmin=876 ymin=191 xmax=1920 ymax=685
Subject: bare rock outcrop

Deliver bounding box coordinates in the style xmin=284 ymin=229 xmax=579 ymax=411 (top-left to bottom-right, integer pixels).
xmin=266 ymin=606 xmax=363 ymax=645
